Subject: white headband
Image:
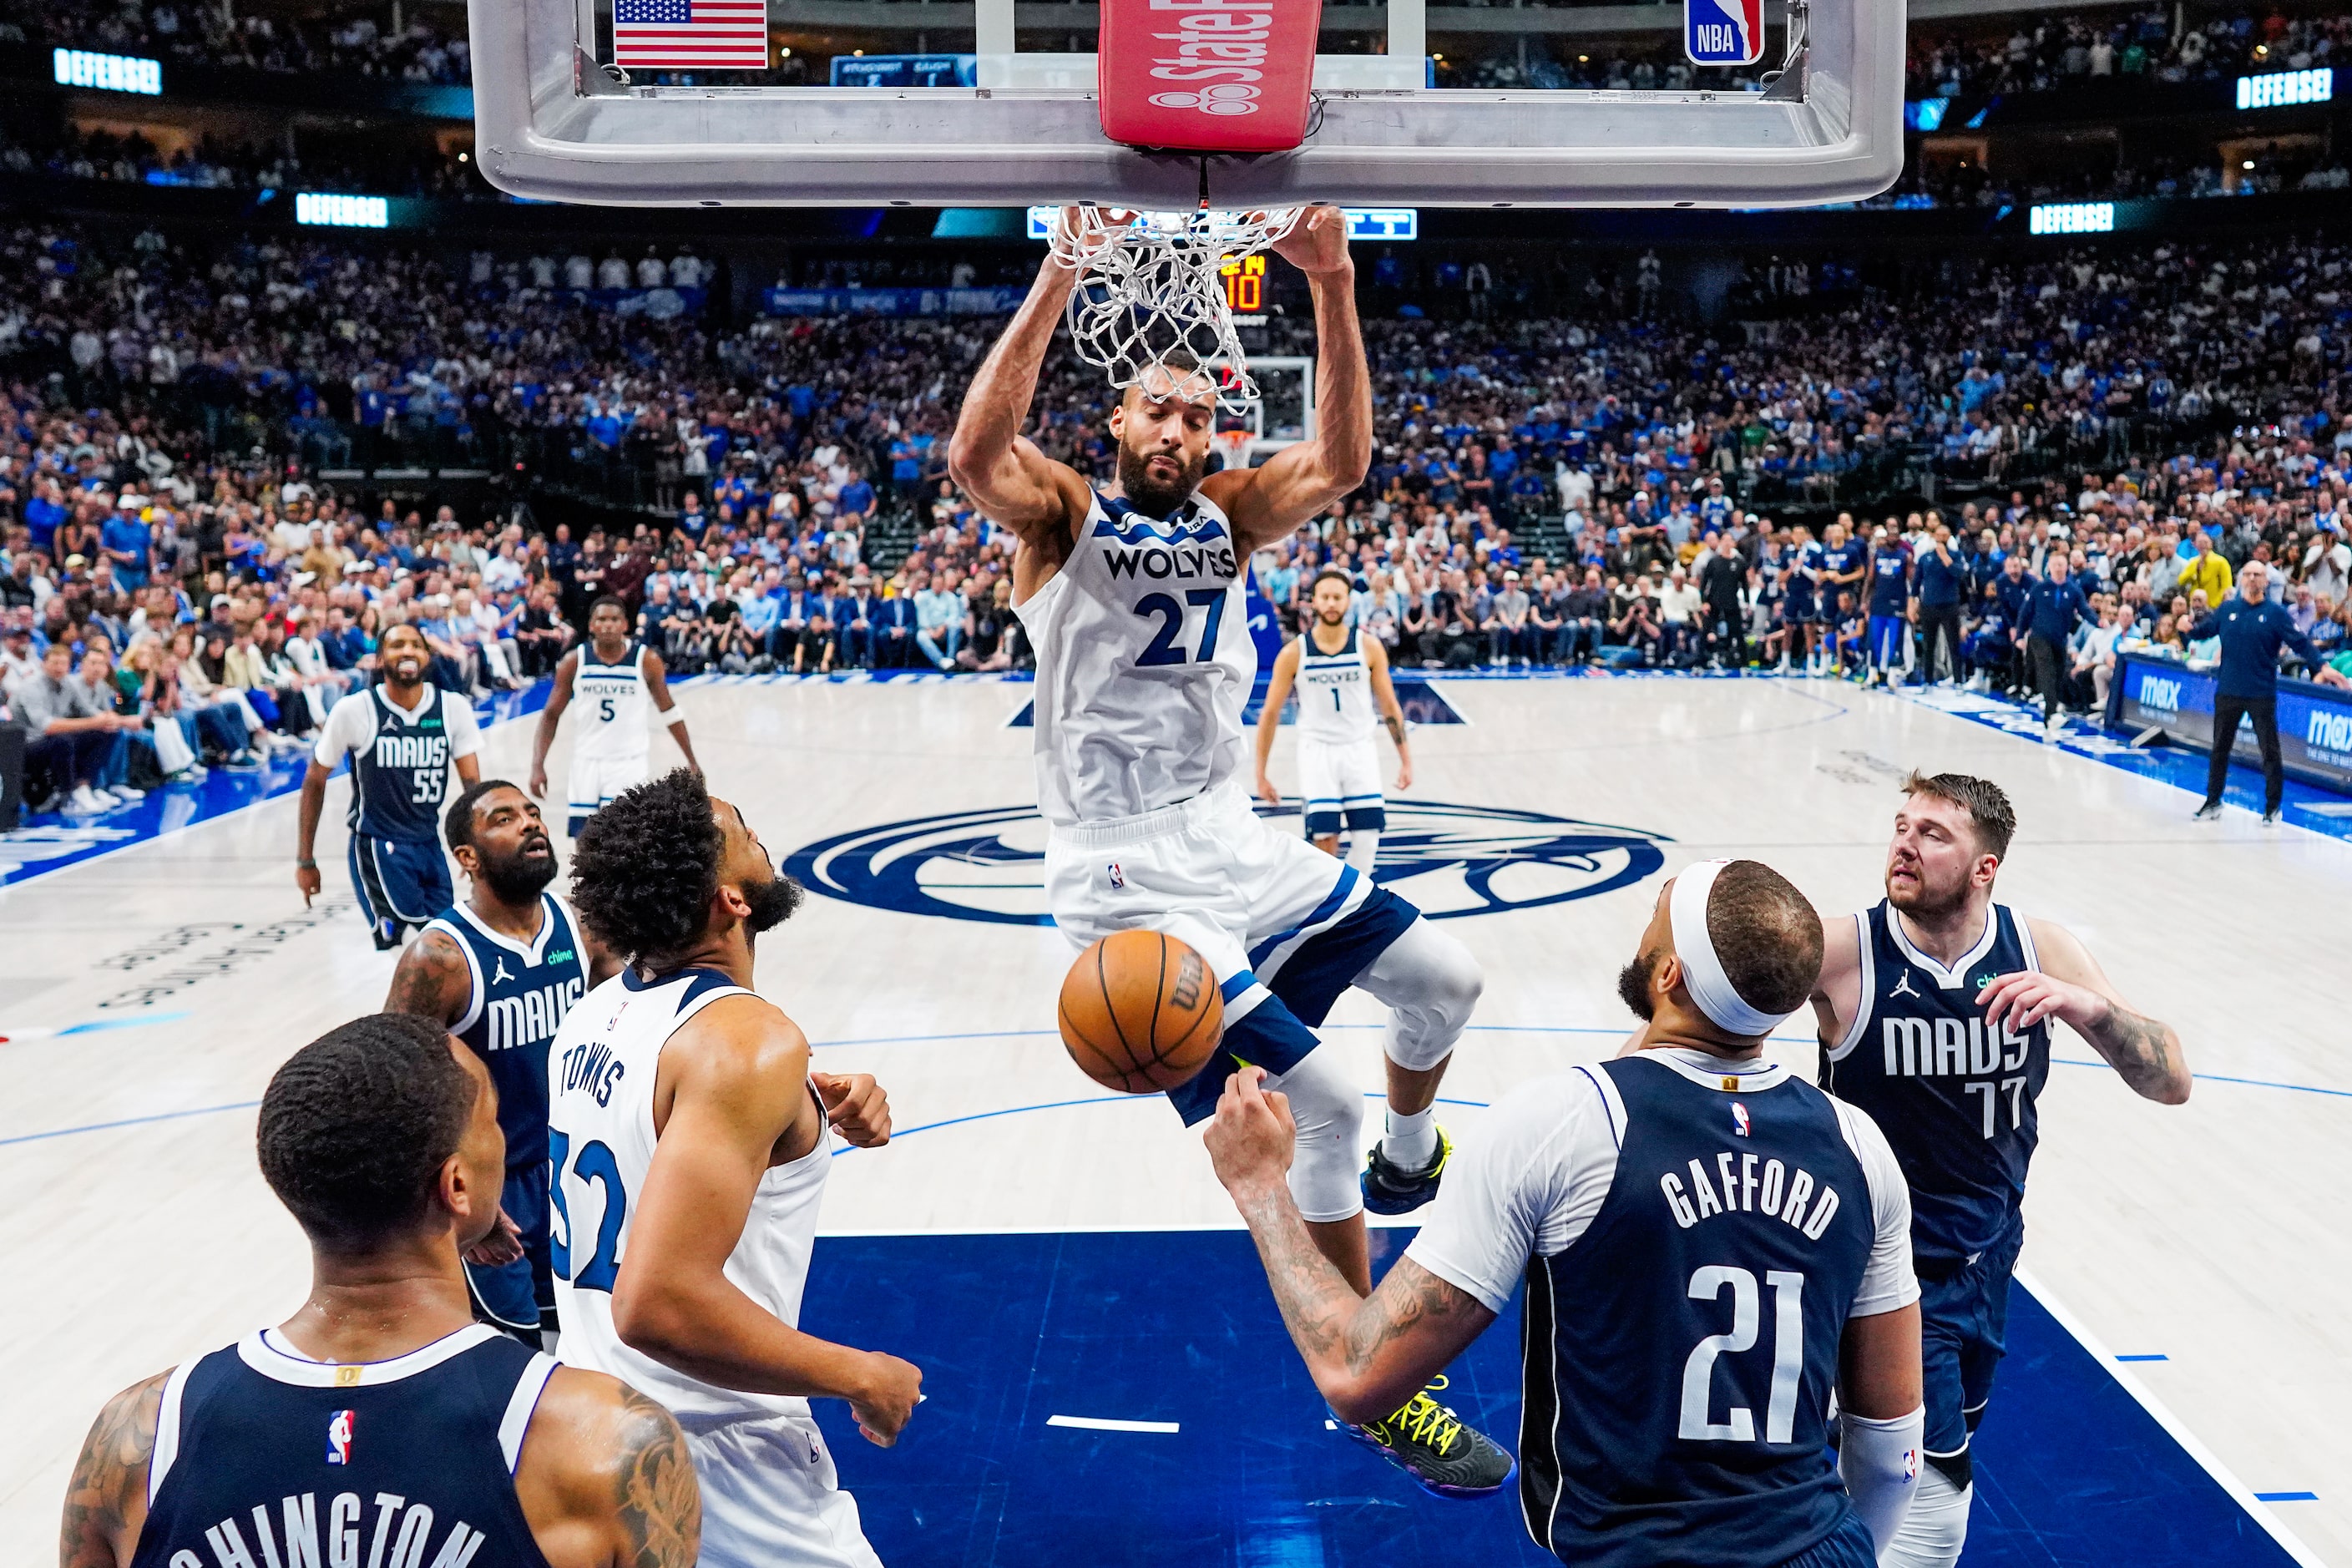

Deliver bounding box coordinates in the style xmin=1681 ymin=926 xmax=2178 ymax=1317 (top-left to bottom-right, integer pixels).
xmin=1669 ymin=858 xmax=1795 ymax=1039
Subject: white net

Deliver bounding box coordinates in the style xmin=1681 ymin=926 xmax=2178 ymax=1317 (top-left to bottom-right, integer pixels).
xmin=1050 ymin=205 xmax=1301 ymax=411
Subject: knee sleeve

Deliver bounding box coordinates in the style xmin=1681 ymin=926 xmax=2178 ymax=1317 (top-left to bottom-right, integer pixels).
xmin=1267 ymin=1050 xmax=1364 ymax=1223
xmin=1877 ymin=1461 xmax=1970 ymax=1568
xmin=1356 ymin=917 xmax=1483 ymax=1073
xmin=1343 ymin=830 xmax=1380 ymax=871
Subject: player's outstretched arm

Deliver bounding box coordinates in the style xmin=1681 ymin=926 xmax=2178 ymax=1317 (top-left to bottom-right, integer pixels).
xmin=1254 ymin=639 xmax=1302 ymax=805
xmin=612 ymin=996 xmax=923 ymax=1444
xmin=513 ymin=1368 xmax=701 ymax=1568
xmin=58 ymin=1371 xmax=164 ymax=1568
xmin=1989 ymin=921 xmax=2191 ymax=1104
xmin=529 ymin=650 xmax=579 ymax=798
xmin=947 ymin=249 xmax=1092 ymax=549
xmin=642 ymin=650 xmax=699 ymax=776
xmin=1206 ymin=1069 xmax=1493 ymax=1423
xmin=1364 ymin=635 xmax=1413 ymax=790
xmin=1211 ymin=208 xmax=1371 ymax=553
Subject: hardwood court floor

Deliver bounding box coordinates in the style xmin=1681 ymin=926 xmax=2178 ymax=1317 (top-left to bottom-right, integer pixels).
xmin=0 ymin=671 xmax=2340 ymax=1564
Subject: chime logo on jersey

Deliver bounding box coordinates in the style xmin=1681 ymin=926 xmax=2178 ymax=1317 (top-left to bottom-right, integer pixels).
xmin=326 ymin=1409 xmax=354 ymax=1465
xmin=784 ymin=800 xmax=1670 ymax=926
xmin=1685 ymin=0 xmax=1763 ymax=65
xmin=1731 ymin=1102 xmax=1752 ymax=1138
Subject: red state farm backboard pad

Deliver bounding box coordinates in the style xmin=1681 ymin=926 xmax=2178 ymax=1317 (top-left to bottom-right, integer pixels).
xmin=1097 ymin=0 xmax=1323 ymax=154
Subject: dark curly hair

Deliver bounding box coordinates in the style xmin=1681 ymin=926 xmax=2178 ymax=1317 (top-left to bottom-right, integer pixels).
xmin=258 ymin=1013 xmax=474 ymax=1254
xmin=569 ymin=766 xmax=723 ymax=963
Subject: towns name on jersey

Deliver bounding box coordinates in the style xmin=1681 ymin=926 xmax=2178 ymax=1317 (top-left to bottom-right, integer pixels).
xmin=1103 ymin=544 xmax=1239 ymax=582
xmin=164 ymin=1490 xmax=488 ymax=1568
xmin=1880 ymin=1014 xmax=2031 ymax=1078
xmin=1661 ymin=1150 xmax=1844 ymax=1241
xmin=559 ymin=1036 xmax=626 ymax=1107
xmin=486 ymin=977 xmax=587 ymax=1054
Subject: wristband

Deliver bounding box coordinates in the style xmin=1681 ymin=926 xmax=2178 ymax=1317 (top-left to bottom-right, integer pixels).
xmin=297 ymin=858 xmax=317 ymax=870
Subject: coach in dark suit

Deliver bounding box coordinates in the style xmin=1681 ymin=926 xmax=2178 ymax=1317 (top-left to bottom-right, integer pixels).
xmin=870 ymin=590 xmax=920 ymax=670
xmin=2188 ymin=558 xmax=2321 ymax=825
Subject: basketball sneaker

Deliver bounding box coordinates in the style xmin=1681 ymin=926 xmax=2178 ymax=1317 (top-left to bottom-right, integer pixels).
xmin=1343 ymin=1377 xmax=1514 ymax=1499
xmin=1360 ymin=1126 xmax=1451 ymax=1215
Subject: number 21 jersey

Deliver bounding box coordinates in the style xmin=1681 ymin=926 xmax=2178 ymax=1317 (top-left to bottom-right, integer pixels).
xmin=1015 ymin=488 xmax=1250 ymax=827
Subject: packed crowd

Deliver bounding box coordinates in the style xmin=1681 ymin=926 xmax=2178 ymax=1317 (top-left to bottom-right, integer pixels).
xmin=2 ymin=0 xmax=471 ymax=83
xmin=1906 ymin=6 xmax=2352 ymax=99
xmin=0 ymin=120 xmax=481 ymax=200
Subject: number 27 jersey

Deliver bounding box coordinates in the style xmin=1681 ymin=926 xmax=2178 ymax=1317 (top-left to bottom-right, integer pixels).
xmin=1014 ymin=488 xmax=1250 ymax=828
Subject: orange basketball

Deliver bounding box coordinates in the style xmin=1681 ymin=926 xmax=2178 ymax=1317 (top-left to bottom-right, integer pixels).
xmin=1058 ymin=930 xmax=1226 ymax=1093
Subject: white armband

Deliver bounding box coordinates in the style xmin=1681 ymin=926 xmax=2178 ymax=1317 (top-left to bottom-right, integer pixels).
xmin=1839 ymin=1404 xmax=1925 ymax=1559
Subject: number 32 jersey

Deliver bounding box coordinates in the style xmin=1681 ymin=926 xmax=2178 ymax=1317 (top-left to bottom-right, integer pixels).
xmin=1016 ymin=487 xmax=1250 ymax=827
xmin=1400 ymin=1052 xmax=1915 ymax=1568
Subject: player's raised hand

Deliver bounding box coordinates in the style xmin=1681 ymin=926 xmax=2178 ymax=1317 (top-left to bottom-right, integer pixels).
xmin=1205 ymin=1065 xmax=1297 ymax=1196
xmin=1269 ymin=205 xmax=1352 ymax=276
xmin=1979 ymin=969 xmax=2102 ymax=1034
xmin=849 ymin=1352 xmax=923 ymax=1447
xmin=813 ymin=1070 xmax=893 ymax=1147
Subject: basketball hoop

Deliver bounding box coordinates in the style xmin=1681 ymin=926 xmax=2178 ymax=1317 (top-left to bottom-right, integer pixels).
xmin=1050 ymin=205 xmax=1301 ymax=412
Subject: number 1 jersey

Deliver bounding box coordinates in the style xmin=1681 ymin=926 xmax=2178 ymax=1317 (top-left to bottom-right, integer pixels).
xmin=1402 ymin=1052 xmax=1915 ymax=1568
xmin=1015 ymin=487 xmax=1251 ymax=827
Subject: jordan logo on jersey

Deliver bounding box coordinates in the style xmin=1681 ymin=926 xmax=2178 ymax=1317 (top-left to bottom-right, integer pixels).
xmin=1890 ymin=970 xmax=1921 ymax=1000
xmin=492 ymin=956 xmax=515 ymax=987
xmin=326 ymin=1409 xmax=354 ymax=1465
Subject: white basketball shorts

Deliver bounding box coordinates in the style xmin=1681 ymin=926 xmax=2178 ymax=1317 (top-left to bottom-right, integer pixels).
xmin=1297 ymin=736 xmax=1385 ymax=838
xmin=567 ymin=750 xmax=650 ymax=820
xmin=684 ymin=1410 xmax=883 ymax=1568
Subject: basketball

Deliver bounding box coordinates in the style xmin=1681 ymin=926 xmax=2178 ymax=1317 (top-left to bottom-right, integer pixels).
xmin=1058 ymin=931 xmax=1226 ymax=1093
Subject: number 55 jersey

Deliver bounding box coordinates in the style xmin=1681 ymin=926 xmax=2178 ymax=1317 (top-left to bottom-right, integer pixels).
xmin=1402 ymin=1051 xmax=1917 ymax=1568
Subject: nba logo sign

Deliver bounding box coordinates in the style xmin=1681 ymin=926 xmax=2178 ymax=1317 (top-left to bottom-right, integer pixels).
xmin=326 ymin=1409 xmax=355 ymax=1465
xmin=1731 ymin=1103 xmax=1752 ymax=1138
xmin=1686 ymin=0 xmax=1764 ymax=66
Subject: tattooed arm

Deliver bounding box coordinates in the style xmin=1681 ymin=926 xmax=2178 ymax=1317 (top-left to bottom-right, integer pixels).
xmin=1980 ymin=918 xmax=2191 ymax=1105
xmin=1205 ymin=1070 xmax=1494 ymax=1424
xmin=382 ymin=927 xmax=471 ymax=1024
xmin=60 ymin=1371 xmax=164 ymax=1568
xmin=514 ymin=1368 xmax=701 ymax=1568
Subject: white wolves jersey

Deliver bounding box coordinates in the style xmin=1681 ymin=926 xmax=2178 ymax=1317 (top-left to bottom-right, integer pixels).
xmin=1293 ymin=626 xmax=1375 ymax=746
xmin=548 ymin=967 xmax=832 ymax=1421
xmin=1015 ymin=487 xmax=1250 ymax=827
xmin=571 ymin=642 xmax=652 ymax=766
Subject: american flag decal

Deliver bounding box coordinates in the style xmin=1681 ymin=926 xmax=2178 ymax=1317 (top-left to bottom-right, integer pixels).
xmin=614 ymin=0 xmax=769 ymax=69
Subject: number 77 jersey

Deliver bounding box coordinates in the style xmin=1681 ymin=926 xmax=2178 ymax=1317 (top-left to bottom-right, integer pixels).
xmin=1014 ymin=487 xmax=1251 ymax=829
xmin=1818 ymin=899 xmax=2052 ymax=1273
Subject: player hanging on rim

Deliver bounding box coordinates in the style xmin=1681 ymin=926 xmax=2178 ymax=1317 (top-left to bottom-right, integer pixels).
xmin=386 ymin=779 xmax=621 ymax=1345
xmin=529 ymin=595 xmax=699 ymax=837
xmin=948 ymin=205 xmax=1508 ymax=1496
xmin=1811 ymin=771 xmax=2193 ymax=1568
xmin=1255 ymin=566 xmax=1413 ymax=870
xmin=296 ymin=622 xmax=482 ymax=948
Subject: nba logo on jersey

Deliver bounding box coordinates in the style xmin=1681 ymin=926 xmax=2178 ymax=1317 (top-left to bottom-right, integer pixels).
xmin=326 ymin=1409 xmax=355 ymax=1465
xmin=1731 ymin=1102 xmax=1752 ymax=1137
xmin=1685 ymin=0 xmax=1763 ymax=65
xmin=1108 ymin=862 xmax=1125 ymax=890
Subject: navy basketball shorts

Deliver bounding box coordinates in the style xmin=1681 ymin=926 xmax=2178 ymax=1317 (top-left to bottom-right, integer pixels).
xmin=465 ymin=1160 xmax=556 ymax=1338
xmin=1772 ymin=1513 xmax=1879 ymax=1568
xmin=1917 ymin=1219 xmax=2027 ymax=1462
xmin=348 ymin=834 xmax=453 ymax=950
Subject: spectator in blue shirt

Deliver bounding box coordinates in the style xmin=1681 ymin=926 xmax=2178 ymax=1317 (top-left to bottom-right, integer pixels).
xmin=99 ymin=500 xmax=154 ymax=591
xmin=24 ymin=479 xmax=68 ymax=558
xmin=2021 ymin=558 xmax=2091 ymax=731
xmin=2188 ymin=559 xmax=2323 ymax=823
xmin=913 ymin=571 xmax=964 ymax=670
xmin=837 ymin=470 xmax=877 ymax=525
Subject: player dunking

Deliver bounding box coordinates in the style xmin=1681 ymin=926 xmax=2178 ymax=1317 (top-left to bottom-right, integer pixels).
xmin=297 ymin=623 xmax=483 ymax=948
xmin=529 ymin=596 xmax=699 ymax=837
xmin=550 ymin=770 xmax=921 ymax=1568
xmin=1812 ymin=771 xmax=2193 ymax=1568
xmin=1255 ymin=567 xmax=1413 ymax=870
xmin=60 ymin=1013 xmax=701 ymax=1568
xmin=948 ymin=205 xmax=1508 ymax=1495
xmin=387 ymin=779 xmax=620 ymax=1344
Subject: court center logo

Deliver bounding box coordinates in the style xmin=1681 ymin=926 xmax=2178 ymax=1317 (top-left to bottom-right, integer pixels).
xmin=783 ymin=800 xmax=1668 ymax=926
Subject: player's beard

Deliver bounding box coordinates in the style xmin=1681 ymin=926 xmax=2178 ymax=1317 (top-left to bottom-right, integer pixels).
xmin=1616 ymin=945 xmax=1660 ymax=1021
xmin=1116 ymin=440 xmax=1206 ymax=519
xmin=1884 ymin=858 xmax=1970 ymax=921
xmin=742 ymin=868 xmax=806 ymax=935
xmin=478 ymin=838 xmax=558 ymax=905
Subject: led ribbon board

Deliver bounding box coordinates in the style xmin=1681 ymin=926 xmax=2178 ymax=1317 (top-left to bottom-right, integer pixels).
xmin=2237 ymin=68 xmax=2333 ymax=109
xmin=53 ymin=48 xmax=161 ymax=94
xmin=1096 ymin=0 xmax=1324 ymax=153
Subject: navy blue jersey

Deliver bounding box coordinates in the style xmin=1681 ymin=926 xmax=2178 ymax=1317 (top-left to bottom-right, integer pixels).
xmin=1522 ymin=1056 xmax=1876 ymax=1568
xmin=345 ymin=685 xmax=464 ymax=842
xmin=1867 ymin=545 xmax=1912 ymax=615
xmin=1916 ymin=547 xmax=1962 ymax=607
xmin=130 ymin=1325 xmax=556 ymax=1568
xmin=1818 ymin=541 xmax=1864 ymax=594
xmin=1821 ymin=899 xmax=2051 ymax=1266
xmin=1781 ymin=559 xmax=1818 ymax=619
xmin=423 ymin=894 xmax=588 ymax=1180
